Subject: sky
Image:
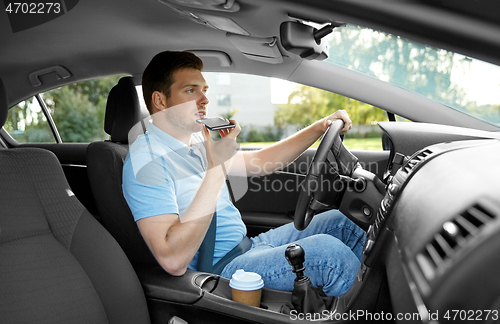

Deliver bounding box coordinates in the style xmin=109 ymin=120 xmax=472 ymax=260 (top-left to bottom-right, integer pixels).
xmin=270 ymin=78 xmax=298 ymax=104
xmin=461 ymin=59 xmax=500 ymax=106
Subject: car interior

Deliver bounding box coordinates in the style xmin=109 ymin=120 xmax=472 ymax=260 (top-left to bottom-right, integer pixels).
xmin=1 ymin=0 xmax=500 ymax=323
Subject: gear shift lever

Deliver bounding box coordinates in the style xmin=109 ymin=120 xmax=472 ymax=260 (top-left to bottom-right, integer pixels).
xmin=284 ymin=244 xmax=331 ymax=315
xmin=285 ymin=243 xmax=305 ymax=279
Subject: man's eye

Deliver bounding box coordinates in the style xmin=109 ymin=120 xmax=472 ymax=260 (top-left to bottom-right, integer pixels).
xmin=202 ymin=89 xmax=208 ymax=94
xmin=187 ymin=89 xmax=194 ymax=93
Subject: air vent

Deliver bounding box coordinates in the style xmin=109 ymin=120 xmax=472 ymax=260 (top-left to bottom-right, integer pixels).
xmin=402 ymin=149 xmax=432 ymax=174
xmin=415 ymin=201 xmax=497 ymax=282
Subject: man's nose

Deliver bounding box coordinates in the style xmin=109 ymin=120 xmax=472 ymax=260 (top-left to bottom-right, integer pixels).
xmin=199 ymin=92 xmax=209 ymax=106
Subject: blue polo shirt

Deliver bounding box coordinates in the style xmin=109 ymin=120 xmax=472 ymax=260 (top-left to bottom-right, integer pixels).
xmin=122 ymin=123 xmax=246 ymax=270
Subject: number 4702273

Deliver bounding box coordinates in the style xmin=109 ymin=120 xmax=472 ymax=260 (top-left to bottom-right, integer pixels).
xmin=444 ymin=310 xmax=499 ymax=321
xmin=5 ymin=2 xmax=61 ymax=14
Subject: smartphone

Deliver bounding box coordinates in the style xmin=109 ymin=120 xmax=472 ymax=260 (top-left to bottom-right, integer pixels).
xmin=197 ymin=117 xmax=235 ymax=131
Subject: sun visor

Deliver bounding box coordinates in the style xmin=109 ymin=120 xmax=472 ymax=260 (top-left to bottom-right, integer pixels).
xmin=166 ymin=6 xmax=249 ymax=35
xmin=226 ymin=33 xmax=284 ymax=64
xmin=159 ymin=0 xmax=249 ymax=35
xmin=187 ymin=50 xmax=232 ymax=67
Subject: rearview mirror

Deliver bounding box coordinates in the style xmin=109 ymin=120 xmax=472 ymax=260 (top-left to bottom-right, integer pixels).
xmin=280 ymin=21 xmax=329 ymax=60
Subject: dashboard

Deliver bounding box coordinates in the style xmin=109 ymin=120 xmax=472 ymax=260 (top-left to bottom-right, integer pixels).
xmin=361 ymin=123 xmax=500 ymax=323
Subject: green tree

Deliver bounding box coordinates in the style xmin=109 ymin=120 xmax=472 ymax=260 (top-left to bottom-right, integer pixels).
xmin=327 ymin=25 xmax=470 ymax=109
xmin=5 ymin=75 xmax=125 ymax=143
xmin=221 ymin=108 xmax=240 ymax=120
xmin=275 ymin=85 xmax=387 ymax=128
xmin=245 ymin=127 xmax=265 ymax=142
xmin=49 ymin=87 xmax=101 ymax=142
xmin=4 ymin=98 xmax=34 ymax=132
xmin=64 ymin=76 xmax=122 ymax=125
xmin=44 ymin=75 xmax=123 ymax=142
xmin=277 ymin=25 xmax=472 ymax=130
xmin=242 ymin=125 xmax=283 ymax=142
xmin=4 ymin=98 xmax=55 ymax=143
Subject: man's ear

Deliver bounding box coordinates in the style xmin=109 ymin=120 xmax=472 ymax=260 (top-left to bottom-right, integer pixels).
xmin=151 ymin=91 xmax=167 ymax=113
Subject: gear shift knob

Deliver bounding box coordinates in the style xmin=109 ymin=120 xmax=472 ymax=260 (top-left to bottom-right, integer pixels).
xmin=285 ymin=244 xmax=305 ymax=279
xmin=284 ymin=244 xmax=333 ymax=315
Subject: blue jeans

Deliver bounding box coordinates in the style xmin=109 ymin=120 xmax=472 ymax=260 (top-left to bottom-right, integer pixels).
xmin=220 ymin=210 xmax=366 ymax=297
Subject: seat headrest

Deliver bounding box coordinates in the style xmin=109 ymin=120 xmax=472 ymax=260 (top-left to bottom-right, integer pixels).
xmin=104 ymin=77 xmax=150 ymax=144
xmin=0 ymin=78 xmax=8 ymax=128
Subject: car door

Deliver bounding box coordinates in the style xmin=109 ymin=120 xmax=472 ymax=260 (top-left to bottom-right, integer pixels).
xmin=1 ymin=76 xmax=123 ymax=217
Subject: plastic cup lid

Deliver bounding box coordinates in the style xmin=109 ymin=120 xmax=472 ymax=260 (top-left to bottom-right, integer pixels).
xmin=229 ymin=269 xmax=264 ymax=291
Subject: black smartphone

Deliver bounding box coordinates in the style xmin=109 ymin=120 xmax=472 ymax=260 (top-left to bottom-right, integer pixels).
xmin=197 ymin=117 xmax=235 ymax=131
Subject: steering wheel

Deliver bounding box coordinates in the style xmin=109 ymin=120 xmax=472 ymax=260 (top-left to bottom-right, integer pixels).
xmin=294 ymin=119 xmax=360 ymax=230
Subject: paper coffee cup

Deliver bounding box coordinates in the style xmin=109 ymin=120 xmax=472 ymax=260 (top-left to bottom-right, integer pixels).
xmin=229 ymin=269 xmax=264 ymax=307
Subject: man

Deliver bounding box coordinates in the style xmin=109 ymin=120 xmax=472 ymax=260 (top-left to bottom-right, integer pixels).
xmin=122 ymin=51 xmax=366 ymax=297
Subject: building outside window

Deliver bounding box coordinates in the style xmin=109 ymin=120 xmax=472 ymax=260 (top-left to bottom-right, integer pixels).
xmin=217 ymin=94 xmax=231 ymax=106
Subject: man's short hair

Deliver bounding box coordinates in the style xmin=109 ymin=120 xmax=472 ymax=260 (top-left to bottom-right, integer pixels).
xmin=142 ymin=51 xmax=204 ymax=114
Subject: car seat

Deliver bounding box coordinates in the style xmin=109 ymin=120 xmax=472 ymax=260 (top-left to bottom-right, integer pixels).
xmin=86 ymin=76 xmax=157 ymax=265
xmin=0 ymin=78 xmax=151 ymax=323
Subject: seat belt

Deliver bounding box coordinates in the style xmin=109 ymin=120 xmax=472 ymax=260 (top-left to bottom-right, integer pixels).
xmin=212 ymin=236 xmax=252 ymax=275
xmin=196 ymin=211 xmax=252 ymax=275
xmin=196 ymin=149 xmax=251 ymax=273
xmin=197 ymin=212 xmax=217 ymax=273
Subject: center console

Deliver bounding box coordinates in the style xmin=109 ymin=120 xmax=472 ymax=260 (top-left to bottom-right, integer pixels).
xmin=134 ymin=264 xmax=305 ymax=323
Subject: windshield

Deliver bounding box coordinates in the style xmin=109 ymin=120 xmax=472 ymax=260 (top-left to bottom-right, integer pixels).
xmin=325 ymin=24 xmax=500 ymax=127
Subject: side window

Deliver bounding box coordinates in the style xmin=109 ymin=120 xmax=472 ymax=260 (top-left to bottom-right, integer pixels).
xmin=4 ymin=75 xmax=124 ymax=144
xmin=4 ymin=97 xmax=56 ymax=143
xmin=217 ymin=94 xmax=231 ymax=107
xmin=202 ymin=72 xmax=389 ymax=151
xmin=43 ymin=75 xmax=124 ymax=142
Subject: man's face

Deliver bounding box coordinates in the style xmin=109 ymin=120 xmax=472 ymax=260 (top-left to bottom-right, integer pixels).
xmin=162 ymin=68 xmax=209 ymax=133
